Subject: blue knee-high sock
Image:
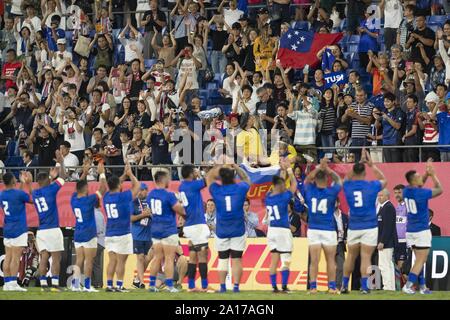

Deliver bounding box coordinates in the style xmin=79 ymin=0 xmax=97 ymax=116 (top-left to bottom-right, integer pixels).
xmin=116 ymin=280 xmax=123 ymax=288
xmin=342 ymin=276 xmax=349 ymax=289
xmin=149 ymin=276 xmax=156 ymax=287
xmin=220 ymin=283 xmax=226 ymax=292
xmin=418 ymin=269 xmax=426 ymax=287
xmin=166 ymin=278 xmax=174 ymax=288
xmin=328 ymin=281 xmax=337 ymax=290
xmin=310 ymin=281 xmax=317 ymax=290
xmin=188 ymin=278 xmax=195 ymax=289
xmin=361 ymin=277 xmax=368 ymax=291
xmin=201 ymin=278 xmax=208 ymax=289
xmin=281 ymin=270 xmax=289 ymax=287
xmin=270 ymin=273 xmax=277 ymax=288
xmin=84 ymin=277 xmax=91 ymax=289
xmin=4 ymin=276 xmax=11 ymax=283
xmin=407 ymin=272 xmax=418 ymax=288
xmin=107 ymin=279 xmax=113 ymax=288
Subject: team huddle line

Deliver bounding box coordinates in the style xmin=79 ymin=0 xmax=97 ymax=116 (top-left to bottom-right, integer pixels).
xmin=0 ymin=150 xmax=443 ymax=294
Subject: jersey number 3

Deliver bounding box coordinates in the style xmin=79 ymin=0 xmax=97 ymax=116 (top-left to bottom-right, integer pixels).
xmin=353 ymin=191 xmax=363 ymax=208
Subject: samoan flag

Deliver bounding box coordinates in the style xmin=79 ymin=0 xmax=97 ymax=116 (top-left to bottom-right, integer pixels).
xmin=321 ymin=48 xmax=335 ymax=71
xmin=277 ymin=29 xmax=343 ymax=69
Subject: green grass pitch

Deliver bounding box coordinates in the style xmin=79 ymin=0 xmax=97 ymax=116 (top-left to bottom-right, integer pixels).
xmin=1 ymin=288 xmax=450 ymax=300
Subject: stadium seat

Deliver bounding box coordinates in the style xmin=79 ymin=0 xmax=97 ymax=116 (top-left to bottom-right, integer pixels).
xmin=144 ymin=59 xmax=157 ymax=69
xmin=428 ymin=15 xmax=448 ymax=26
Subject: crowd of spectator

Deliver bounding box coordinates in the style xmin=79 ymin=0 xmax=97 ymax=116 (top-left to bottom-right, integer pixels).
xmin=0 ymin=0 xmax=449 ymax=181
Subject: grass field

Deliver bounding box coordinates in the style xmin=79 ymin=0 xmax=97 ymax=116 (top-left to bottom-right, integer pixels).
xmin=1 ymin=288 xmax=450 ymax=300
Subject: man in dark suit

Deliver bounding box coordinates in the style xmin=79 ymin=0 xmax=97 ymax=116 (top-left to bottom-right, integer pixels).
xmin=429 ymin=209 xmax=441 ymax=236
xmin=377 ymin=189 xmax=398 ymax=291
xmin=21 ymin=149 xmax=37 ymax=179
xmin=334 ymin=197 xmax=349 ymax=289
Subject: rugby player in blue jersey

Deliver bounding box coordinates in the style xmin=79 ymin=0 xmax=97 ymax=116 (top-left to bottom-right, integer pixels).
xmin=0 ymin=171 xmax=33 ymax=292
xmin=131 ymin=183 xmax=152 ymax=289
xmin=304 ymin=158 xmax=342 ymax=294
xmin=341 ymin=149 xmax=387 ymax=294
xmin=179 ymin=164 xmax=214 ymax=293
xmin=263 ymin=158 xmax=297 ymax=293
xmin=70 ymin=163 xmax=107 ymax=292
xmin=402 ymin=160 xmax=442 ymax=294
xmin=32 ymin=161 xmax=67 ymax=292
xmin=206 ymin=164 xmax=251 ymax=293
xmin=147 ymin=170 xmax=186 ymax=293
xmin=103 ymin=163 xmax=141 ymax=292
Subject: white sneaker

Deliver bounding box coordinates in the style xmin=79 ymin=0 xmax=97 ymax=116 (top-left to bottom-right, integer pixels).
xmin=166 ymin=287 xmax=180 ymax=293
xmin=9 ymin=283 xmax=27 ymax=292
xmin=2 ymin=282 xmax=12 ymax=291
xmin=70 ymin=286 xmax=82 ymax=292
xmin=419 ymin=287 xmax=432 ymax=295
xmin=82 ymin=287 xmax=99 ymax=293
xmin=402 ymin=286 xmax=416 ymax=294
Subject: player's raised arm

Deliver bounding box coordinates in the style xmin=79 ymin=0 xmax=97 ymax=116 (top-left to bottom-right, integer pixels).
xmin=97 ymin=162 xmax=108 ymax=196
xmin=325 ymin=164 xmax=342 ymax=186
xmin=125 ymin=163 xmax=140 ymax=199
xmin=19 ymin=171 xmax=34 ymax=201
xmin=206 ymin=165 xmax=221 ymax=187
xmin=364 ymin=149 xmax=387 ymax=188
xmin=425 ymin=161 xmax=443 ymax=198
xmin=232 ymin=163 xmax=251 ymax=185
xmin=281 ymin=158 xmax=297 ymax=194
xmin=304 ymin=157 xmax=327 ymax=184
xmin=54 ymin=150 xmax=67 ymax=180
xmin=172 ymin=201 xmax=186 ymax=217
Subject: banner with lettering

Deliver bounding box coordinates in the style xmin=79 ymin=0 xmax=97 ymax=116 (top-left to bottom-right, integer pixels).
xmin=324 ymin=71 xmax=347 ymax=89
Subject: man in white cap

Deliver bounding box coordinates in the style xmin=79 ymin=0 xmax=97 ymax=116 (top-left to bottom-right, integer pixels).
xmin=418 ymin=91 xmax=440 ymax=161
xmin=52 ymin=38 xmax=73 ymax=72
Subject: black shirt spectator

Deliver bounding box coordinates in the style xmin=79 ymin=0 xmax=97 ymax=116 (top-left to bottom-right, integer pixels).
xmin=406 ymin=15 xmax=435 ymax=68
xmin=34 ymin=134 xmax=57 ymax=166
xmin=142 ymin=9 xmax=167 ymax=33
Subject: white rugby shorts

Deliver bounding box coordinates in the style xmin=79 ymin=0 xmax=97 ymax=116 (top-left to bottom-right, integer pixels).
xmin=267 ymin=227 xmax=293 ymax=252
xmin=183 ymin=224 xmax=210 ymax=246
xmin=3 ymin=232 xmax=28 ymax=248
xmin=347 ymin=227 xmax=378 ymax=246
xmin=36 ymin=228 xmax=64 ymax=252
xmin=105 ymin=233 xmax=133 ymax=255
xmin=307 ymin=229 xmax=338 ymax=246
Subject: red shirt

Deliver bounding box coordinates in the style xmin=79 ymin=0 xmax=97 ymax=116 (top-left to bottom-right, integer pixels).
xmin=2 ymin=61 xmax=21 ymax=90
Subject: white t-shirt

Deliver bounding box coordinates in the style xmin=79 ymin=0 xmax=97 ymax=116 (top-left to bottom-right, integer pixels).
xmin=224 ymin=9 xmax=243 ymax=30
xmin=222 ymin=77 xmax=240 ymax=99
xmin=120 ymin=34 xmax=144 ymax=62
xmin=63 ymin=120 xmax=85 ymax=152
xmin=176 ymin=58 xmax=199 ymax=90
xmin=94 ymin=103 xmax=111 ymax=131
xmin=52 ymin=50 xmax=73 ymax=72
xmin=20 ymin=16 xmax=42 ymax=33
xmin=64 ymin=153 xmax=79 ymax=179
xmin=384 ymin=0 xmax=403 ymax=28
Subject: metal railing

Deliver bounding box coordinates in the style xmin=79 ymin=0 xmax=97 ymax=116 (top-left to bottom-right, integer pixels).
xmin=317 ymin=144 xmax=450 ymax=163
xmin=2 ymin=144 xmax=449 ymax=179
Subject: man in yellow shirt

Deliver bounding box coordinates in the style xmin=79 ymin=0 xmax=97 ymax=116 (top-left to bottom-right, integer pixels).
xmin=236 ymin=115 xmax=265 ymax=163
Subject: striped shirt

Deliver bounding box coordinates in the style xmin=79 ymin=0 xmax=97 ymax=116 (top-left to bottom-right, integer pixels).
xmin=288 ymin=108 xmax=318 ymax=146
xmin=319 ymin=103 xmax=336 ymax=133
xmin=423 ymin=114 xmax=439 ymax=144
xmin=350 ymin=102 xmax=374 ymax=139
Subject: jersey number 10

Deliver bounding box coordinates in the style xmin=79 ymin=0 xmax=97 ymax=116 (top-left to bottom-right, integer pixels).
xmin=404 ymin=198 xmax=418 ymax=214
